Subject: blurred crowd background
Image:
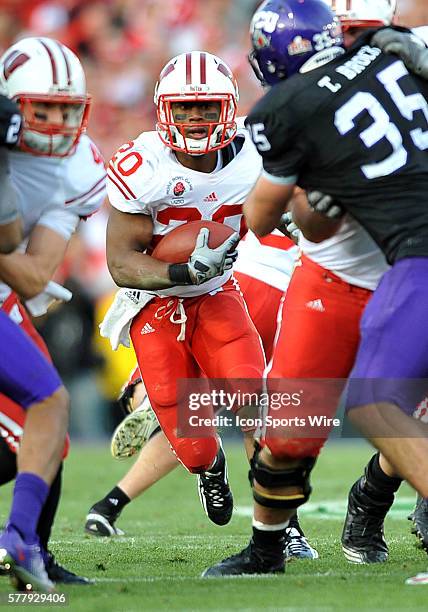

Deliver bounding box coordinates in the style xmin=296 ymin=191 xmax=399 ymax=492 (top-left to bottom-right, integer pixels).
xmin=0 ymin=0 xmax=427 ymax=440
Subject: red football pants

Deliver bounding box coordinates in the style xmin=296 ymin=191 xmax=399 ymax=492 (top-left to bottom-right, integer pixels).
xmin=234 ymin=271 xmax=283 ymax=364
xmin=265 ymin=255 xmax=373 ymax=459
xmin=130 ymin=282 xmax=265 ymax=473
xmin=0 ymin=293 xmax=70 ymax=457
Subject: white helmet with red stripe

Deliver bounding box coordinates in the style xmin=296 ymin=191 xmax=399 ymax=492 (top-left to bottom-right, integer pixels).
xmin=324 ymin=0 xmax=396 ymax=30
xmin=0 ymin=37 xmax=91 ymax=157
xmin=154 ymin=51 xmax=239 ymax=155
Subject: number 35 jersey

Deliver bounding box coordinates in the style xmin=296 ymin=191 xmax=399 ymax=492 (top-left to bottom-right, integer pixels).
xmin=246 ymin=30 xmax=428 ymax=265
xmin=107 ymin=118 xmax=262 ymax=297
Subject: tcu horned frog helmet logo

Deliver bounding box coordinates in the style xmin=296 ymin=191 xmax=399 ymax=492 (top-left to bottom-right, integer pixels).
xmin=0 ymin=36 xmax=91 ymax=157
xmin=154 ymin=51 xmax=239 ymax=155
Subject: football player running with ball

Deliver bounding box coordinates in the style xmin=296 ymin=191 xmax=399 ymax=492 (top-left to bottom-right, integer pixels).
xmin=104 ymin=51 xmax=266 ymax=528
xmin=87 ymin=228 xmax=319 ymax=559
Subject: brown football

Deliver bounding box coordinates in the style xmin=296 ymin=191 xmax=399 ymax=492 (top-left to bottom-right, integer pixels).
xmin=152 ymin=220 xmax=236 ymax=263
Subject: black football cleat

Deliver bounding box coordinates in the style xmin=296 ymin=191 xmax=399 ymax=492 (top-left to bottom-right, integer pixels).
xmin=197 ymin=440 xmax=233 ymax=526
xmin=409 ymin=496 xmax=428 ymax=552
xmin=202 ymin=540 xmax=285 ymax=577
xmin=85 ymin=502 xmax=125 ymax=537
xmin=45 ymin=552 xmax=93 ymax=585
xmin=341 ymin=476 xmax=390 ymax=564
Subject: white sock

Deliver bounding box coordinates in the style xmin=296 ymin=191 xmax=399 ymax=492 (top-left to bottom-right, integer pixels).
xmin=252 ymin=518 xmax=290 ymax=531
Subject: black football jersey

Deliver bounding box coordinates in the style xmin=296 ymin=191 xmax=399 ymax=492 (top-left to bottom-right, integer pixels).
xmin=0 ymin=94 xmax=21 ymax=148
xmin=245 ymin=31 xmax=428 ymax=264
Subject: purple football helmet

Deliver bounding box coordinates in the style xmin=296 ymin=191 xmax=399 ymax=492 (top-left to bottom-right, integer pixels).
xmin=249 ymin=0 xmax=344 ymax=86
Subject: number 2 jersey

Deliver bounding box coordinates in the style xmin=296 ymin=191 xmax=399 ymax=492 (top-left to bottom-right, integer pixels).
xmin=246 ymin=29 xmax=428 ymax=265
xmin=107 ymin=118 xmax=263 ymax=298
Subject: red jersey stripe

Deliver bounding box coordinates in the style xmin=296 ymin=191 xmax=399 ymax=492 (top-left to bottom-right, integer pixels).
xmin=108 ymin=163 xmax=137 ymax=199
xmin=107 ymin=172 xmax=131 ymax=201
xmin=65 ymin=175 xmax=106 ymax=205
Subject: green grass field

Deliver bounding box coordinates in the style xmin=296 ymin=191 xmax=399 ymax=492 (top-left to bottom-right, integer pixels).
xmin=0 ymin=440 xmax=427 ymax=611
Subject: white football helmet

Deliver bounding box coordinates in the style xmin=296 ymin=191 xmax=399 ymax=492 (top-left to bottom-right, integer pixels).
xmin=0 ymin=37 xmax=91 ymax=157
xmin=325 ymin=0 xmax=396 ymax=29
xmin=154 ymin=51 xmax=239 ymax=155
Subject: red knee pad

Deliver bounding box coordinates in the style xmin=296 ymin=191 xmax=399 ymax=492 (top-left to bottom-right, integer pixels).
xmin=175 ymin=437 xmax=218 ymax=474
xmin=265 ymin=436 xmax=326 ymax=460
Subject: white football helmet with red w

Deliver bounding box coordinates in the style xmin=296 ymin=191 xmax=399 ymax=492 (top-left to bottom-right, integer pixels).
xmin=0 ymin=37 xmax=91 ymax=157
xmin=154 ymin=51 xmax=239 ymax=155
xmin=325 ymin=0 xmax=396 ymax=29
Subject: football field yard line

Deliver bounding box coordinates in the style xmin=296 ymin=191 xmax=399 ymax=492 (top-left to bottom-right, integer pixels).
xmin=92 ymin=570 xmax=404 ymax=582
xmin=235 ymin=497 xmax=417 ymax=520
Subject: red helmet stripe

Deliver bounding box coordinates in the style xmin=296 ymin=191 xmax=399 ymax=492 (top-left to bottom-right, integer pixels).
xmin=200 ymin=52 xmax=206 ymax=84
xmin=217 ymin=62 xmax=232 ymax=80
xmin=54 ymin=40 xmax=71 ymax=86
xmin=39 ymin=39 xmax=58 ymax=85
xmin=3 ymin=50 xmax=30 ymax=80
xmin=160 ymin=62 xmax=175 ymax=80
xmin=186 ymin=52 xmax=192 ymax=85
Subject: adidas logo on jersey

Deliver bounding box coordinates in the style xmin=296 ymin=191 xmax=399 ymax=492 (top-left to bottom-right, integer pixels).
xmin=305 ymin=299 xmax=325 ymax=312
xmin=140 ymin=322 xmax=155 ymax=335
xmin=203 ymin=192 xmax=218 ymax=202
xmin=108 ymin=497 xmax=119 ymax=506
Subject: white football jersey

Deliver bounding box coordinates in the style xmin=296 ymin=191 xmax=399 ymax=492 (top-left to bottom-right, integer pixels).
xmin=107 ymin=118 xmax=262 ymax=298
xmin=235 ymin=230 xmax=298 ymax=291
xmin=413 ymin=26 xmax=428 ymax=46
xmin=0 ymin=134 xmax=107 ymax=303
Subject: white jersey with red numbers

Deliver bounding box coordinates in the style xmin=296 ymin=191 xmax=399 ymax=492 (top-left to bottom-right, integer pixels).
xmin=107 ymin=117 xmax=262 ymax=298
xmin=299 ymin=215 xmax=389 ymax=291
xmin=235 ymin=230 xmax=298 ymax=291
xmin=0 ymin=135 xmax=107 ymax=304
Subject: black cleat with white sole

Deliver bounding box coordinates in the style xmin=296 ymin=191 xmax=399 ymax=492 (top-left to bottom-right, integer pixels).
xmin=202 ymin=539 xmax=285 ymax=577
xmin=84 ymin=502 xmax=124 ymax=537
xmin=341 ymin=477 xmax=390 ymax=564
xmin=197 ymin=441 xmax=233 ymax=526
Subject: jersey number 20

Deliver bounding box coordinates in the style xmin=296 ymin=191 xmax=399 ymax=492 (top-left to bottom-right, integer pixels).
xmin=335 ymin=61 xmax=428 ymax=179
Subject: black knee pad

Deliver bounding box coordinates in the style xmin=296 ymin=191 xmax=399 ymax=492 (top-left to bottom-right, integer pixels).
xmin=250 ymin=444 xmax=316 ymax=509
